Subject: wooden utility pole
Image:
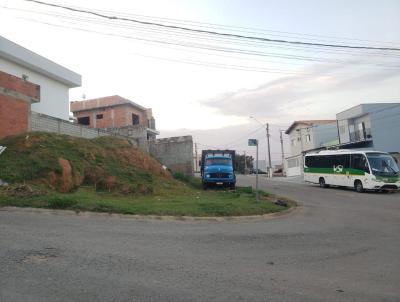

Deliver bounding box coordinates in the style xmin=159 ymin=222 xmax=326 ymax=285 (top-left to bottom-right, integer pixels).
xmin=266 ymin=123 xmax=272 ymax=176
xmin=280 ymin=130 xmax=285 ymax=169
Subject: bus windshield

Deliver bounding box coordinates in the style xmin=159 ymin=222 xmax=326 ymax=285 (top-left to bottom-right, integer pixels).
xmin=366 ymin=153 xmax=399 ymax=176
xmin=205 ymin=158 xmax=232 ymax=166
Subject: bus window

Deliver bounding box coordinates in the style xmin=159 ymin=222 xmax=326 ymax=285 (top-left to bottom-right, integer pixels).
xmin=351 ymin=154 xmax=370 ymax=173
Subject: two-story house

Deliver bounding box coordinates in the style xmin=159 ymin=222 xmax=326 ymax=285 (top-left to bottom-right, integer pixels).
xmin=284 ymin=120 xmax=338 ymax=176
xmin=70 ymin=95 xmax=159 ymax=140
xmin=337 ymin=103 xmax=400 ymax=153
xmin=0 ymin=35 xmax=81 ymax=121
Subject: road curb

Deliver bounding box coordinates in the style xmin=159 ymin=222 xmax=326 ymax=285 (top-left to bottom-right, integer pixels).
xmin=0 ymin=203 xmax=300 ymax=222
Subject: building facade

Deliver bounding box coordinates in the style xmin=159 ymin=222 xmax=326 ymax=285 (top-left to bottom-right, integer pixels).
xmin=0 ymin=36 xmax=81 ymax=120
xmin=284 ymin=120 xmax=338 ymax=177
xmin=70 ymin=95 xmax=158 ymax=140
xmin=337 ymin=103 xmax=400 ymax=153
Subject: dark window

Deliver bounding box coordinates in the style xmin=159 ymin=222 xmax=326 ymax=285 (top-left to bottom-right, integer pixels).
xmin=96 ymin=114 xmax=103 ymax=119
xmin=305 ymin=155 xmax=350 ymax=168
xmin=351 ymin=154 xmax=370 ymax=173
xmin=77 ymin=116 xmax=90 ymax=125
xmin=132 ymin=114 xmax=140 ymax=125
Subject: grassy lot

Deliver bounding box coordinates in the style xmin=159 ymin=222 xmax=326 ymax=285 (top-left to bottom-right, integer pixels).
xmin=0 ymin=181 xmax=291 ymax=217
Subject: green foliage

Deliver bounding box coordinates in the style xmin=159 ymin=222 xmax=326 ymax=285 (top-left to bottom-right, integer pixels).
xmin=47 ymin=197 xmax=78 ymax=209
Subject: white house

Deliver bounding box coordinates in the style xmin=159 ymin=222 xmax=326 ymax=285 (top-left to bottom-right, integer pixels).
xmin=284 ymin=120 xmax=338 ymax=177
xmin=0 ymin=35 xmax=81 ymax=120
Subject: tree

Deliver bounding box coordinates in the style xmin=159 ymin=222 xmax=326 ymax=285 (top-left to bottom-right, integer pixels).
xmin=234 ymin=154 xmax=254 ymax=174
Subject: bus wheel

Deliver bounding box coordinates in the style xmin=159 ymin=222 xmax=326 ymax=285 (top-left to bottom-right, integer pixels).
xmin=319 ymin=177 xmax=327 ymax=188
xmin=354 ymin=180 xmax=364 ymax=193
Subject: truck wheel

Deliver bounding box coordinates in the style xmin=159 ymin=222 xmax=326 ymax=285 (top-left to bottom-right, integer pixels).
xmin=202 ymin=183 xmax=208 ymax=190
xmin=230 ymin=184 xmax=236 ymax=190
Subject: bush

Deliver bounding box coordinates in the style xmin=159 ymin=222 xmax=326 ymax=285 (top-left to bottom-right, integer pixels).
xmin=47 ymin=197 xmax=77 ymax=209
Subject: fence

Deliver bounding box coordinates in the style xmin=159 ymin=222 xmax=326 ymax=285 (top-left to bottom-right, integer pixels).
xmin=30 ymin=112 xmax=138 ymax=146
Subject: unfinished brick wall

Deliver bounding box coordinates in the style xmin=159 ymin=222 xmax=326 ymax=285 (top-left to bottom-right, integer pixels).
xmin=0 ymin=71 xmax=40 ymax=139
xmin=73 ymin=105 xmax=148 ymax=129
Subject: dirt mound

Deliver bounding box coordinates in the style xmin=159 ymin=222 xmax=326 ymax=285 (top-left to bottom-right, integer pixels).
xmin=0 ymin=132 xmax=176 ymax=194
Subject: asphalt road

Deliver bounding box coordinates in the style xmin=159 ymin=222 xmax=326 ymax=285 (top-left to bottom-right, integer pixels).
xmin=1 ymin=176 xmax=399 ymax=302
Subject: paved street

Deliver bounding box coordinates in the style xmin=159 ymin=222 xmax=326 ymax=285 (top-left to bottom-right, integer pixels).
xmin=1 ymin=176 xmax=399 ymax=302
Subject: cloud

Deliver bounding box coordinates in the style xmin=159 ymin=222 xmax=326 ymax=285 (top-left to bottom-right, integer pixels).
xmin=200 ymin=62 xmax=400 ymax=123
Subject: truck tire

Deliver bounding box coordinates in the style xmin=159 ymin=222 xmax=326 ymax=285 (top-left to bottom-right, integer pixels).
xmin=202 ymin=182 xmax=208 ymax=190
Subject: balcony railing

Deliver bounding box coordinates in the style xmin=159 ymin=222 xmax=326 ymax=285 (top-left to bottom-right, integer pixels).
xmin=349 ymin=128 xmax=372 ymax=142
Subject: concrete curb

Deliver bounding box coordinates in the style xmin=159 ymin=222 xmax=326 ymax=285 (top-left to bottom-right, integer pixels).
xmin=0 ymin=203 xmax=300 ymax=223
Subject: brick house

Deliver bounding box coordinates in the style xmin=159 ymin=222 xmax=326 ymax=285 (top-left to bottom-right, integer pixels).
xmin=70 ymin=95 xmax=159 ymax=140
xmin=0 ymin=70 xmax=40 ymax=139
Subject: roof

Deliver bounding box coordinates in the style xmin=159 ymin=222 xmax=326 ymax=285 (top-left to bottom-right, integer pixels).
xmin=70 ymin=95 xmax=149 ymax=113
xmin=0 ymin=36 xmax=81 ymax=87
xmin=285 ymin=120 xmax=336 ymax=134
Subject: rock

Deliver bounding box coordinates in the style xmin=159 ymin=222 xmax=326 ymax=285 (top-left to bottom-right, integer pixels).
xmin=0 ymin=179 xmax=9 ymax=186
xmin=274 ymin=199 xmax=288 ymax=207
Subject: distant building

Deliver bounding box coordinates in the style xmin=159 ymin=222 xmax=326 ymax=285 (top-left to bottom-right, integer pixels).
xmin=284 ymin=120 xmax=338 ymax=177
xmin=70 ymin=95 xmax=159 ymax=140
xmin=336 ymin=103 xmax=400 ymax=153
xmin=0 ymin=35 xmax=81 ymax=120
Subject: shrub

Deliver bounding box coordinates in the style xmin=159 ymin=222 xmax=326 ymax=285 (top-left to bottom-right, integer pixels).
xmin=47 ymin=197 xmax=77 ymax=209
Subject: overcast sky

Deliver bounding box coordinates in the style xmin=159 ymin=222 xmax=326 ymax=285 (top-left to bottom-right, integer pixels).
xmin=1 ymin=0 xmax=399 ymax=161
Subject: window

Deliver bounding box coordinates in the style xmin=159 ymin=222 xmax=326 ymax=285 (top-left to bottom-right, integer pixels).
xmin=305 ymin=134 xmax=311 ymax=142
xmin=305 ymin=155 xmax=350 ymax=169
xmin=132 ymin=113 xmax=140 ymax=125
xmin=96 ymin=114 xmax=103 ymax=119
xmin=77 ymin=116 xmax=90 ymax=125
xmin=351 ymin=154 xmax=369 ymax=173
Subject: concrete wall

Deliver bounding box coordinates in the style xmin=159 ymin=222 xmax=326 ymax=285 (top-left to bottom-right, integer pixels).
xmin=102 ymin=125 xmax=148 ymax=151
xmin=0 ymin=70 xmax=40 ymax=139
xmin=149 ymin=136 xmax=194 ymax=176
xmin=313 ymin=123 xmax=339 ymax=148
xmin=30 ymin=111 xmax=138 ymax=147
xmin=370 ymin=105 xmax=400 ymax=152
xmin=0 ymin=57 xmax=72 ymax=121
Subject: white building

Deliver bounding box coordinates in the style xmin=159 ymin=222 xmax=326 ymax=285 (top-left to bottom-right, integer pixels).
xmin=337 ymin=103 xmax=400 ymax=152
xmin=0 ymin=36 xmax=81 ymax=120
xmin=284 ymin=120 xmax=338 ymax=177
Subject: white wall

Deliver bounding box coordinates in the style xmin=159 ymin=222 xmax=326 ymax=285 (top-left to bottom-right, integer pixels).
xmin=288 ymin=124 xmax=316 ymax=156
xmin=0 ymin=57 xmax=70 ymax=120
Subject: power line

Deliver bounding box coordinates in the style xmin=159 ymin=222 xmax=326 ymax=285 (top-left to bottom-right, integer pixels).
xmin=23 ymin=0 xmax=400 ymax=52
xmin=3 ymin=7 xmax=399 ymax=70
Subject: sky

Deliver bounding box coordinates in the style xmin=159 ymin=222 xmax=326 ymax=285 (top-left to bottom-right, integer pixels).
xmin=0 ymin=0 xmax=399 ymax=162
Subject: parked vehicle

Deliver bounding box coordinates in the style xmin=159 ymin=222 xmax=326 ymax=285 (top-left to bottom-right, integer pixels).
xmin=200 ymin=150 xmax=236 ymax=189
xmin=304 ymin=150 xmax=400 ymax=192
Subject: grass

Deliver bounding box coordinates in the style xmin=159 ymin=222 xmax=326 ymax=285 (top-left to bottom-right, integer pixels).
xmin=0 ymin=133 xmax=294 ymax=217
xmin=0 ymin=182 xmax=290 ymax=217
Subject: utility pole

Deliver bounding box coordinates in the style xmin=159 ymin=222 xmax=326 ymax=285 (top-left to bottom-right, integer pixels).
xmin=280 ymin=130 xmax=285 ymax=171
xmin=255 ymin=142 xmax=259 ymax=202
xmin=194 ymin=143 xmax=198 ymax=172
xmin=266 ymin=123 xmax=272 ymax=177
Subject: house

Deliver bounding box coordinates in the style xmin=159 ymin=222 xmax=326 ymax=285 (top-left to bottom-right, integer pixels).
xmin=336 ymin=103 xmax=400 ymax=153
xmin=284 ymin=120 xmax=338 ymax=177
xmin=70 ymin=95 xmax=159 ymax=140
xmin=0 ymin=36 xmax=81 ymax=121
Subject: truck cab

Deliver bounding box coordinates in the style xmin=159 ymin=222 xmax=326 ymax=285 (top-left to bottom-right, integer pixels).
xmin=201 ymin=150 xmax=236 ymax=189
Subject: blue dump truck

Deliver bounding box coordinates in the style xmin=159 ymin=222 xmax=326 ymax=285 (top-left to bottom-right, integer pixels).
xmin=200 ymin=150 xmax=236 ymax=190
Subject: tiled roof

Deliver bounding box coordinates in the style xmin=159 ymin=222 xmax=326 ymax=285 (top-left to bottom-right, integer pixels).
xmin=285 ymin=120 xmax=336 ymax=134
